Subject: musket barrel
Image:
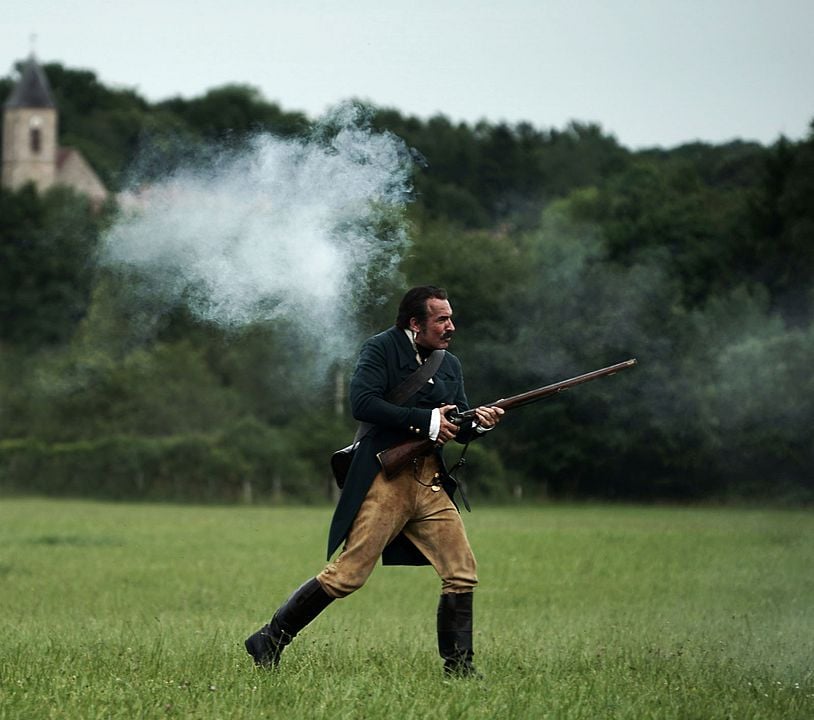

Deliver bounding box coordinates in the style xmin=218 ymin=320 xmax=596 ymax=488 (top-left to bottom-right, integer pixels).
xmin=448 ymin=358 xmax=636 ymax=422
xmin=380 ymin=358 xmax=637 ymax=478
xmin=485 ymin=358 xmax=636 ymax=411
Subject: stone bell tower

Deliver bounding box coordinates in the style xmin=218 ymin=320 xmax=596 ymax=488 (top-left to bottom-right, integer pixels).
xmin=2 ymin=54 xmax=58 ymax=192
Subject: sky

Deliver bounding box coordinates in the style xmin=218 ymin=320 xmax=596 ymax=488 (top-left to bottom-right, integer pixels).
xmin=2 ymin=0 xmax=812 ymax=149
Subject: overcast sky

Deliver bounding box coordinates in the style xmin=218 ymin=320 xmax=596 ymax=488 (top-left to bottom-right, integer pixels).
xmin=2 ymin=0 xmax=812 ymax=149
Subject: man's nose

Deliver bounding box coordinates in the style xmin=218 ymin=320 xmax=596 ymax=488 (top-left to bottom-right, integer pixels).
xmin=446 ymin=320 xmax=455 ymax=331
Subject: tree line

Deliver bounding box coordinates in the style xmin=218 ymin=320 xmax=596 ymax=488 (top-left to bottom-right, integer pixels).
xmin=1 ymin=63 xmax=812 ymax=503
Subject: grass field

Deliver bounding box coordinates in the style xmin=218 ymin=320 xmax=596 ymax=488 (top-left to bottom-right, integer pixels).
xmin=1 ymin=498 xmax=812 ymax=719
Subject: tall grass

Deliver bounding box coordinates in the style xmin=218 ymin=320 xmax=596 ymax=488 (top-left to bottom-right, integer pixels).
xmin=1 ymin=499 xmax=812 ymax=719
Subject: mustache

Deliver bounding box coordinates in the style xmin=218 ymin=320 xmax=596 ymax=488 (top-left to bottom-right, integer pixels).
xmin=441 ymin=331 xmax=455 ymax=340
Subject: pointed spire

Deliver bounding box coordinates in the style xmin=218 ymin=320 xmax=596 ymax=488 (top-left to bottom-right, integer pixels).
xmin=5 ymin=54 xmax=55 ymax=109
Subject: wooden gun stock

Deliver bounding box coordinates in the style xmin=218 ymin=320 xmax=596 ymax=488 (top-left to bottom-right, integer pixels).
xmin=376 ymin=358 xmax=637 ymax=480
xmin=376 ymin=439 xmax=436 ymax=481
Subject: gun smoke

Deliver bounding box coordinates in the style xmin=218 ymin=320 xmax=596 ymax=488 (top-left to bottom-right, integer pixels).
xmin=507 ymin=212 xmax=814 ymax=496
xmin=101 ymin=104 xmax=413 ymax=362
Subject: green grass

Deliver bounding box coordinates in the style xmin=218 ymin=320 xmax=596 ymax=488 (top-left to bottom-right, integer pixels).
xmin=1 ymin=499 xmax=812 ymax=719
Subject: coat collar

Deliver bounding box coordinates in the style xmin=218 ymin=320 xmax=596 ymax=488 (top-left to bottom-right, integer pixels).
xmin=386 ymin=325 xmax=421 ymax=370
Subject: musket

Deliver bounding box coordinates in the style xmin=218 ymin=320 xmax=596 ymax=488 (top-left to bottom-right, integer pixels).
xmin=376 ymin=358 xmax=637 ymax=479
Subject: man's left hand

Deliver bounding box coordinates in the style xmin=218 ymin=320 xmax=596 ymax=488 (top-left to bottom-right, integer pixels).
xmin=473 ymin=406 xmax=504 ymax=429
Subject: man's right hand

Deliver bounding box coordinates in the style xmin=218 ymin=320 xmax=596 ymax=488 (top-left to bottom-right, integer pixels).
xmin=436 ymin=404 xmax=460 ymax=445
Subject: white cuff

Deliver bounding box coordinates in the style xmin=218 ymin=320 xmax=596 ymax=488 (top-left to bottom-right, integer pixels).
xmin=429 ymin=408 xmax=441 ymax=441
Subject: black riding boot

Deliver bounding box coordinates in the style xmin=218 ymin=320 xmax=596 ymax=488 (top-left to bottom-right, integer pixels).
xmin=245 ymin=577 xmax=334 ymax=668
xmin=437 ymin=591 xmax=479 ymax=677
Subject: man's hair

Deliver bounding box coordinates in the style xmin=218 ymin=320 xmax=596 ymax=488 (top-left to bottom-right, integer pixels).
xmin=395 ymin=286 xmax=449 ymax=329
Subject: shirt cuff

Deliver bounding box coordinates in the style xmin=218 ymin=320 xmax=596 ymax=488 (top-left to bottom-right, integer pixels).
xmin=429 ymin=408 xmax=441 ymax=441
xmin=474 ymin=421 xmax=494 ymax=434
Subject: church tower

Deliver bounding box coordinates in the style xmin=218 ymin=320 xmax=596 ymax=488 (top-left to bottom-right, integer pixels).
xmin=2 ymin=54 xmax=58 ymax=192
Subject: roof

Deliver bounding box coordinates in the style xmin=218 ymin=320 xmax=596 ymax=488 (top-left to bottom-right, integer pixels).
xmin=5 ymin=55 xmax=55 ymax=109
xmin=56 ymin=147 xmax=75 ymax=168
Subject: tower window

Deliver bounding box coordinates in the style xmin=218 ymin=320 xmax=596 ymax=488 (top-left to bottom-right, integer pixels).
xmin=30 ymin=127 xmax=42 ymax=154
xmin=29 ymin=115 xmax=43 ymax=154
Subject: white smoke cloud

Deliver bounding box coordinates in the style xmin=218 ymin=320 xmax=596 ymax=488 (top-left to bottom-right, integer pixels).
xmin=102 ymin=104 xmax=412 ymax=359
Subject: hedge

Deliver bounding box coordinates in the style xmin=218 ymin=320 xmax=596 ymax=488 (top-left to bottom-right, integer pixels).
xmin=0 ymin=430 xmax=318 ymax=503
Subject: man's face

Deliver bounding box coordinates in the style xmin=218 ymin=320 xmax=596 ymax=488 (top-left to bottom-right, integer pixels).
xmin=410 ymin=298 xmax=456 ymax=350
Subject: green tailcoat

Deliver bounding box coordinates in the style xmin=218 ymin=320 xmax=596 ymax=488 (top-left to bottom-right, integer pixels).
xmin=326 ymin=326 xmax=476 ymax=565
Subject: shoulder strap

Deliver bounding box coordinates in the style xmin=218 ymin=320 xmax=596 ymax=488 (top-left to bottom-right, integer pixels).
xmin=386 ymin=349 xmax=445 ymax=404
xmin=352 ymin=349 xmax=445 ymax=443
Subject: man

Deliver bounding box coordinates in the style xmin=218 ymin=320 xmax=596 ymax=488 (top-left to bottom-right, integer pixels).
xmin=245 ymin=285 xmax=503 ymax=676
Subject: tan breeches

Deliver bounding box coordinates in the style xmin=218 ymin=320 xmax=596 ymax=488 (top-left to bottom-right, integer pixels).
xmin=317 ymin=456 xmax=478 ymax=598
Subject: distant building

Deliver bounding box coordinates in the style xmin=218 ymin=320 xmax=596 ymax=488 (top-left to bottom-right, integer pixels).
xmin=2 ymin=54 xmax=108 ymax=205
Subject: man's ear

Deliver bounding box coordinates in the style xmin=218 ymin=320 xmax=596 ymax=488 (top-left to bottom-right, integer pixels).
xmin=409 ymin=317 xmax=422 ymax=334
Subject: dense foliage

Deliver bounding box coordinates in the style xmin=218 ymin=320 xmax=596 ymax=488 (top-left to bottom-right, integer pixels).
xmin=1 ymin=63 xmax=812 ymax=503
